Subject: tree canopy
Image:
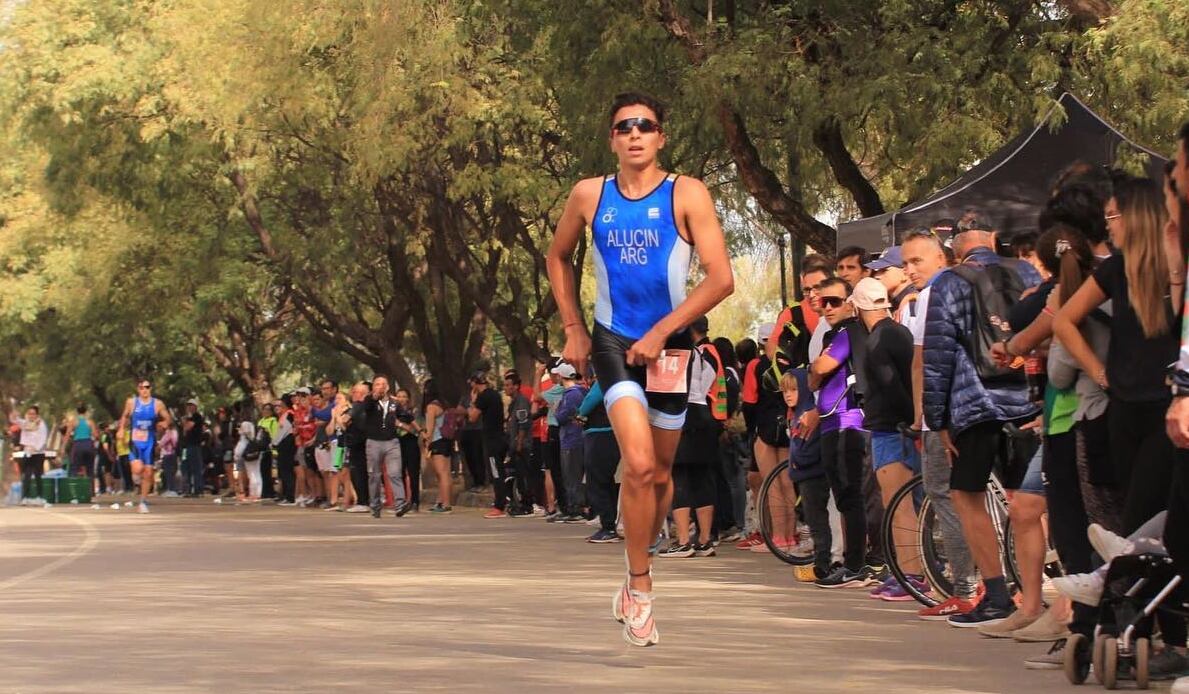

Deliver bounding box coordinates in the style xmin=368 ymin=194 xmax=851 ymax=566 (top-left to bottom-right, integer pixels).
xmin=0 ymin=0 xmax=1185 ymax=415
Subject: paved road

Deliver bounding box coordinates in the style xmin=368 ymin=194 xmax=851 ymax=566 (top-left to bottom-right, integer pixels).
xmin=0 ymin=499 xmax=1109 ymax=693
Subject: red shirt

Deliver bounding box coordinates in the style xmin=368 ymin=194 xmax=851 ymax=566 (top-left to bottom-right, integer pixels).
xmin=741 ymin=358 xmax=761 ymax=405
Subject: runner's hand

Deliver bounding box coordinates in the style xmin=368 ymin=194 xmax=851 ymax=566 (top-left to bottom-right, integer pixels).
xmin=625 ymin=330 xmax=666 ymax=367
xmin=562 ymin=327 xmax=592 ymax=377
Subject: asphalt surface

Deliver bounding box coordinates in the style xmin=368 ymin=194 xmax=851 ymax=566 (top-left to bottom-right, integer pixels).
xmin=0 ymin=497 xmax=1144 ymax=693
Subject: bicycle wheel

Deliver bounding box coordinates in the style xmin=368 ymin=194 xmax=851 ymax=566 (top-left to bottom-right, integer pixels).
xmin=757 ymin=460 xmax=812 ymax=565
xmin=882 ymin=475 xmax=946 ymax=606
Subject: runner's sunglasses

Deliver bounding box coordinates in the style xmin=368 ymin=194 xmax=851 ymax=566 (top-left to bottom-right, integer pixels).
xmin=612 ymin=117 xmax=661 ymax=135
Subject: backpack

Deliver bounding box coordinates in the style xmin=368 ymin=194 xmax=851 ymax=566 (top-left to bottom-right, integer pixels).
xmin=951 ymin=263 xmax=1029 ymax=386
xmin=439 ymin=408 xmax=465 ymax=441
xmin=776 ymin=301 xmax=812 ymax=369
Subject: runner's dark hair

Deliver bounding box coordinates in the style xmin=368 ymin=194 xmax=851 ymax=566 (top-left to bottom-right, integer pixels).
xmin=609 ymin=91 xmax=666 ymax=127
xmin=835 ymin=245 xmax=867 ymax=266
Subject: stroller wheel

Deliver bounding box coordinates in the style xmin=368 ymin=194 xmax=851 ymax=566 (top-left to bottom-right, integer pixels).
xmin=1102 ymin=636 xmax=1119 ymax=690
xmin=1134 ymin=637 xmax=1150 ymax=690
xmin=1093 ymin=634 xmax=1108 ymax=684
xmin=1064 ymin=633 xmax=1091 ymax=685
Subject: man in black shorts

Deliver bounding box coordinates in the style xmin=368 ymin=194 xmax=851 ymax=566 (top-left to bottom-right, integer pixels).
xmin=546 ymin=92 xmax=734 ymax=646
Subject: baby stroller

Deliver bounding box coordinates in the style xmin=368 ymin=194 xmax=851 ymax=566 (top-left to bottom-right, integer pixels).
xmin=1065 ymin=552 xmax=1188 ymax=689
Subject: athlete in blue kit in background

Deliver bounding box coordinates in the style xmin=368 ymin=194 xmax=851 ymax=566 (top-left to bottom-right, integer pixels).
xmin=118 ymin=378 xmax=173 ymax=514
xmin=546 ymin=92 xmax=734 ymax=646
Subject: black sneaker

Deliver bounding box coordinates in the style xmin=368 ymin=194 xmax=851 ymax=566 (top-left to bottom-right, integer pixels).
xmin=948 ymin=600 xmax=1015 ymax=628
xmin=693 ymin=541 xmax=716 ymax=557
xmin=371 ymin=505 xmax=382 ymax=519
xmin=393 ymin=501 xmax=412 ymax=518
xmin=508 ymin=505 xmax=534 ymax=518
xmin=562 ymin=513 xmax=587 ymax=524
xmin=814 ymin=565 xmax=878 ymax=589
xmin=586 ymin=529 xmax=622 ymax=544
xmin=658 ymin=542 xmax=695 ymax=558
xmin=545 ymin=511 xmax=564 ymax=523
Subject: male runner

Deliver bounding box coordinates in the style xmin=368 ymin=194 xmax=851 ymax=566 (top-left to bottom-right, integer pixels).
xmin=117 ymin=379 xmax=172 ymax=513
xmin=546 ymin=91 xmax=734 ymax=646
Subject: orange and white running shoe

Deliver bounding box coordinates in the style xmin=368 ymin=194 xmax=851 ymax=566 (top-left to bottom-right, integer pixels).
xmin=616 ymin=584 xmax=659 ymax=647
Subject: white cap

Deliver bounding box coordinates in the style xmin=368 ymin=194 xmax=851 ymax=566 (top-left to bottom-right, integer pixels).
xmin=850 ymin=277 xmax=891 ymax=311
xmin=551 ymin=363 xmax=579 ymax=379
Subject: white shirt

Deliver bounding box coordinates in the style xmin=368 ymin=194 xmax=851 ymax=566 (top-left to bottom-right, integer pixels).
xmin=808 ymin=319 xmax=830 ymax=363
xmin=906 ymin=285 xmax=932 ymax=347
xmin=18 ymin=417 xmax=49 ymax=453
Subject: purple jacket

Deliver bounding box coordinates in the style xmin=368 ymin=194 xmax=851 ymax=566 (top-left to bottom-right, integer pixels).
xmin=554 ymin=384 xmax=589 ymax=450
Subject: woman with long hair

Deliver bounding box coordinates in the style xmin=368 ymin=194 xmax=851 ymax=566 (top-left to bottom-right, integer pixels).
xmin=394 ymin=388 xmax=424 ymax=512
xmin=421 ymin=379 xmax=453 ymax=513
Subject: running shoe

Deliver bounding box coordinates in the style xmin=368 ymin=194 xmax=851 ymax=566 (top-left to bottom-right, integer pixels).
xmin=917 ymin=596 xmax=977 ymax=621
xmin=750 ymin=535 xmax=795 ymax=553
xmin=483 ymin=508 xmax=508 ymax=519
xmin=868 ymin=576 xmax=899 ymax=599
xmin=789 ymin=537 xmax=815 ymax=558
xmin=544 ymin=511 xmax=563 ymax=522
xmin=1011 ymin=607 xmax=1070 ymax=642
xmin=978 ymin=608 xmax=1042 ymax=638
xmin=393 ymin=501 xmax=412 ymax=517
xmin=947 ymin=600 xmax=1015 ymax=628
xmin=277 ymin=500 xmax=297 ymax=507
xmin=619 ymin=586 xmax=659 ymax=647
xmin=345 ymin=505 xmax=370 ymax=513
xmin=1087 ymin=523 xmax=1134 ymax=563
xmin=586 ymin=529 xmax=621 ymax=544
xmin=324 ymin=505 xmax=342 ymax=512
xmin=658 ymin=542 xmax=695 ymax=558
xmin=693 ymin=541 xmax=716 ymax=557
xmin=1149 ymin=648 xmax=1189 ymax=681
xmin=1051 ymin=572 xmax=1104 ymax=607
xmin=508 ymin=505 xmax=535 ymax=518
xmin=735 ymin=531 xmax=763 ymax=550
xmin=531 ymin=505 xmax=547 ymax=517
xmin=562 ymin=513 xmax=587 ymax=524
xmin=138 ymin=501 xmax=150 ymax=514
xmin=815 ymin=566 xmax=878 ymax=589
xmin=720 ymin=527 xmax=744 ymax=543
xmin=880 ymin=575 xmax=931 ymax=602
xmin=648 ymin=533 xmax=666 ymax=556
xmin=429 ymin=503 xmax=453 ymax=514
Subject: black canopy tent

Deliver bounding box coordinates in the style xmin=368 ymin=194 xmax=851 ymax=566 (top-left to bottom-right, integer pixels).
xmin=836 ymin=93 xmax=1169 ymax=252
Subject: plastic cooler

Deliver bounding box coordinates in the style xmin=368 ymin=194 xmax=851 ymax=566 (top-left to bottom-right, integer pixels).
xmin=35 ymin=476 xmax=92 ymax=504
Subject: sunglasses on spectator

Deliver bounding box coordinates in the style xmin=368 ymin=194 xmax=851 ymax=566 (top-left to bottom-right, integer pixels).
xmin=819 ymin=296 xmax=847 ymax=308
xmin=138 ymin=383 xmax=152 ymax=389
xmin=612 ymin=117 xmax=661 ymax=135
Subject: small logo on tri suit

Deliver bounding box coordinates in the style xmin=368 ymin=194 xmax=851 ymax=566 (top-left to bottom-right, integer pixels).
xmin=647 ymin=207 xmax=660 ymax=220
xmin=601 ymin=207 xmax=618 ymax=224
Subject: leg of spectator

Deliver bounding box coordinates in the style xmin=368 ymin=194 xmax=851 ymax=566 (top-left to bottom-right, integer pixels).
xmin=922 ymin=432 xmax=977 ymax=597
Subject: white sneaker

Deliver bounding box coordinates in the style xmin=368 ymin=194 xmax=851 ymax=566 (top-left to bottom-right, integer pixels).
xmin=138 ymin=501 xmax=150 ymax=514
xmin=585 ymin=517 xmax=601 ymax=526
xmin=345 ymin=505 xmax=369 ymax=513
xmin=1088 ymin=523 xmax=1134 ymax=562
xmin=109 ymin=502 xmax=120 ymax=510
xmin=789 ymin=537 xmax=815 ymax=558
xmin=1171 ymin=675 xmax=1189 ymax=694
xmin=163 ymin=491 xmax=180 ymax=498
xmin=532 ymin=504 xmax=546 ymax=517
xmin=1052 ymin=572 xmax=1104 ymax=607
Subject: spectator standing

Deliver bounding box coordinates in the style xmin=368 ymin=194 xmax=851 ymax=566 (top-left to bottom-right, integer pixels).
xmin=581 ymin=376 xmax=621 ymax=543
xmin=394 ymin=388 xmax=424 ymax=512
xmin=181 ymin=399 xmax=206 ymax=497
xmin=469 ymin=372 xmax=510 ymax=519
xmin=552 ymin=363 xmax=589 ymax=522
xmin=273 ymin=397 xmax=298 ymax=505
xmin=361 ymin=375 xmax=412 ymax=519
xmin=458 ymin=387 xmax=486 ymax=492
xmin=13 ymin=405 xmax=48 ymax=502
xmin=256 ymin=403 xmax=278 ymax=500
xmin=159 ymin=423 xmax=179 ymax=496
xmin=924 ymin=214 xmax=1041 ymax=627
xmin=337 ymin=383 xmax=370 ymax=513
xmin=67 ymin=404 xmax=97 ymax=481
xmin=421 ymin=379 xmax=453 ymax=514
xmin=538 ymin=364 xmax=568 ymax=517
xmin=502 ymin=373 xmax=534 ymax=516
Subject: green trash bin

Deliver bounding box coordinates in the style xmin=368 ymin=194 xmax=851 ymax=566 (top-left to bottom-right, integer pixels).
xmin=36 ymin=477 xmax=62 ymax=503
xmin=61 ymin=477 xmax=92 ymax=504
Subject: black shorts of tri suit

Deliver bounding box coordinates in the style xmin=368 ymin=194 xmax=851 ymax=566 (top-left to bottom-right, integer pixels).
xmin=591 ymin=322 xmax=693 ymax=431
xmin=428 ymin=438 xmax=453 ymax=457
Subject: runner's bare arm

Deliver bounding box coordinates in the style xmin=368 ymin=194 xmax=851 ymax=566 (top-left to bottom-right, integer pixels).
xmin=546 ymin=177 xmax=601 ymax=375
xmin=156 ymin=400 xmax=173 ymax=431
xmin=116 ymin=398 xmax=132 ymax=440
xmin=627 ymin=177 xmax=734 ymax=365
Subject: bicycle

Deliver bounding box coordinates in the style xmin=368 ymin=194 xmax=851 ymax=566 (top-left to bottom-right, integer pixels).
xmin=756 ymin=459 xmax=813 ymax=566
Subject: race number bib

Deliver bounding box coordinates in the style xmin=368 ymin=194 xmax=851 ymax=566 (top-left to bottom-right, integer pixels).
xmin=131 ymin=428 xmax=150 ymax=443
xmin=646 ymin=349 xmax=691 ymax=394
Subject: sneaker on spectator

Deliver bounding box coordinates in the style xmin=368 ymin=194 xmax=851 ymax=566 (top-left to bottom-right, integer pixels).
xmin=735 ymin=531 xmax=763 ymax=550
xmin=137 ymin=501 xmax=150 ymax=514
xmin=345 ymin=505 xmax=370 ymax=514
xmin=693 ymin=541 xmax=716 ymax=557
xmin=544 ymin=510 xmax=563 ymax=522
xmin=648 ymin=533 xmax=665 ymax=556
xmin=868 ymin=576 xmax=898 ymax=599
xmin=658 ymin=542 xmax=695 ymax=558
xmin=876 ymin=575 xmax=930 ymax=602
xmin=720 ymin=527 xmax=744 ymax=543
xmin=483 ymin=508 xmax=508 ymax=519
xmin=324 ymin=504 xmax=342 ymax=512
xmin=509 ymin=505 xmax=534 ymax=518
xmin=815 ymin=566 xmax=877 ymax=589
xmin=532 ymin=504 xmax=546 ymax=517
xmin=587 ymin=529 xmax=621 ymax=544
xmin=163 ymin=490 xmax=180 ymax=498
xmin=1024 ymin=640 xmax=1066 ymax=670
xmin=277 ymin=500 xmax=297 ymax=507
xmin=948 ymin=600 xmax=1014 ymax=628
xmin=751 ymin=535 xmax=795 ymax=553
xmin=1087 ymin=523 xmax=1134 ymax=563
xmin=918 ymin=596 xmax=977 ymax=621
xmin=979 ymin=608 xmax=1042 ymax=638
xmin=789 ymin=537 xmax=814 ymax=558
xmin=1172 ymin=675 xmax=1189 ymax=694
xmin=562 ymin=513 xmax=587 ymax=524
xmin=428 ymin=503 xmax=453 ymax=514
xmin=1012 ymin=606 xmax=1071 ymax=642
xmin=585 ymin=517 xmax=601 ymax=526
xmin=1052 ymin=572 xmax=1104 ymax=607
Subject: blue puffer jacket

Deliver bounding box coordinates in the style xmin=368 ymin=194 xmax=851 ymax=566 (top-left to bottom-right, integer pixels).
xmin=923 ymin=247 xmax=1041 ymax=433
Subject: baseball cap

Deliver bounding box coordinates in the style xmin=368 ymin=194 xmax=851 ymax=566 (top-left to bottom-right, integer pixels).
xmin=757 ymin=323 xmax=775 ymax=344
xmin=186 ymin=398 xmax=200 ymax=407
xmin=551 ymin=363 xmax=579 ymax=379
xmin=865 ymin=246 xmax=903 ymax=271
xmin=295 ymin=387 xmax=311 ymax=395
xmin=849 ymin=277 xmax=891 ymax=311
